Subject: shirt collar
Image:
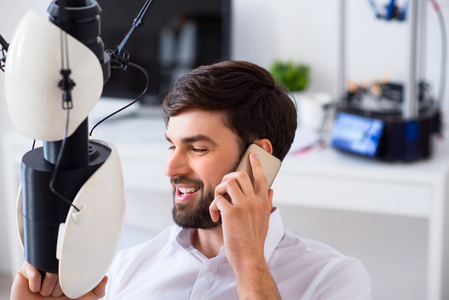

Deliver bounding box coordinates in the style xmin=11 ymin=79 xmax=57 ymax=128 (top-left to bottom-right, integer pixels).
xmin=174 ymin=208 xmax=285 ymax=262
xmin=263 ymin=208 xmax=285 ymax=261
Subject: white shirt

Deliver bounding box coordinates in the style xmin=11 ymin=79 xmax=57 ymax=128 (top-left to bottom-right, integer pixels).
xmin=103 ymin=209 xmax=371 ymax=299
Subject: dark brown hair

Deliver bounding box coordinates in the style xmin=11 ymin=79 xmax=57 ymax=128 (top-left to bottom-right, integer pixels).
xmin=162 ymin=60 xmax=297 ymax=160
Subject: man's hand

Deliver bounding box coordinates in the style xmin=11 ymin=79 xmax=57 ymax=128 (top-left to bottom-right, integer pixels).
xmin=10 ymin=261 xmax=107 ymax=300
xmin=210 ymin=151 xmax=272 ymax=267
xmin=209 ymin=152 xmax=280 ymax=299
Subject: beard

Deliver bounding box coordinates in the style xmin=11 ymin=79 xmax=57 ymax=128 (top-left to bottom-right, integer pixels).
xmin=171 ymin=152 xmax=243 ymax=230
xmin=171 ymin=175 xmax=218 ymax=229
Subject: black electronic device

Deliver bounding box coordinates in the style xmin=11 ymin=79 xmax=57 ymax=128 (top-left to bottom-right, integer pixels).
xmin=97 ymin=0 xmax=231 ymax=104
xmin=331 ymin=106 xmax=440 ymax=162
xmin=332 ymin=79 xmax=442 ymax=161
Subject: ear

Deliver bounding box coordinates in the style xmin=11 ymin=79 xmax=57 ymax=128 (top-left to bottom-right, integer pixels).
xmin=253 ymin=139 xmax=273 ymax=154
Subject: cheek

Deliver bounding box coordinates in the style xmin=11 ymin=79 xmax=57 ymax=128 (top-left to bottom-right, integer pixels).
xmin=196 ymin=148 xmax=241 ymax=191
xmin=198 ymin=160 xmax=232 ymax=190
xmin=201 ymin=166 xmax=225 ymax=190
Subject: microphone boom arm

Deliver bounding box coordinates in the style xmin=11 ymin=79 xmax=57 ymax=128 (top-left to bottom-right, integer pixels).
xmin=109 ymin=0 xmax=155 ymax=69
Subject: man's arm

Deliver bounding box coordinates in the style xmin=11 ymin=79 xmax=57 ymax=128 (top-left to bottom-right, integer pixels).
xmin=232 ymin=254 xmax=280 ymax=300
xmin=210 ymin=152 xmax=280 ymax=299
xmin=10 ymin=261 xmax=107 ymax=300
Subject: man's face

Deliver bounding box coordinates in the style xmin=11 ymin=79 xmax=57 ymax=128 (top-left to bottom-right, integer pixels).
xmin=164 ymin=109 xmax=242 ymax=229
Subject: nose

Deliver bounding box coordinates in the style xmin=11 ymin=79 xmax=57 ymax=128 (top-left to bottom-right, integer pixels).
xmin=164 ymin=148 xmax=190 ymax=178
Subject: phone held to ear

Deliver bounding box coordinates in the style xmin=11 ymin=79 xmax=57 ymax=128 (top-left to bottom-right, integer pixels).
xmin=222 ymin=143 xmax=281 ymax=203
xmin=235 ymin=144 xmax=281 ymax=189
xmin=223 ymin=144 xmax=281 ymax=202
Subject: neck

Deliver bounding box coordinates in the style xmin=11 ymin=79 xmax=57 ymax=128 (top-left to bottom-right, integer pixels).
xmin=191 ymin=225 xmax=224 ymax=259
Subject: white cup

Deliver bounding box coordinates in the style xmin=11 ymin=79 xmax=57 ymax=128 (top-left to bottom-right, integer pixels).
xmin=294 ymin=92 xmax=332 ymax=132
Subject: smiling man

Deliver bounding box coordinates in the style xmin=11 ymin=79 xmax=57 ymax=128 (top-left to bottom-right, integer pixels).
xmin=165 ymin=109 xmax=242 ymax=230
xmin=11 ymin=60 xmax=371 ymax=299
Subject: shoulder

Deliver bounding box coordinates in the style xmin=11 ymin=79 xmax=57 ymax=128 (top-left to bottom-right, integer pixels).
xmin=270 ymin=231 xmax=371 ymax=299
xmin=270 ymin=229 xmax=345 ymax=263
xmin=307 ymin=255 xmax=371 ymax=299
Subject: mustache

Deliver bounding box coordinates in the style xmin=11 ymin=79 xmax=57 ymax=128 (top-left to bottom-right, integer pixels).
xmin=170 ymin=176 xmax=203 ymax=187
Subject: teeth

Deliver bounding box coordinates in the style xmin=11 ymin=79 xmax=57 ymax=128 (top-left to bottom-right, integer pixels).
xmin=178 ymin=187 xmax=199 ymax=194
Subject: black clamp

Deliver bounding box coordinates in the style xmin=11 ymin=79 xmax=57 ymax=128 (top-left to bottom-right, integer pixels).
xmin=58 ymin=69 xmax=76 ymax=109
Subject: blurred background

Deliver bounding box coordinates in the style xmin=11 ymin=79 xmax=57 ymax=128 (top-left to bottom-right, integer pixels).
xmin=1 ymin=1 xmax=449 ymax=299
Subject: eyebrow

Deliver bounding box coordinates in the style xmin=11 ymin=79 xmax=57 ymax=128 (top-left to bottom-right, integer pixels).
xmin=165 ymin=134 xmax=217 ymax=146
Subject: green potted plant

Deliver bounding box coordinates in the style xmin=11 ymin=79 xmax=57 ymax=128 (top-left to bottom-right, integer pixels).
xmin=269 ymin=60 xmax=310 ymax=92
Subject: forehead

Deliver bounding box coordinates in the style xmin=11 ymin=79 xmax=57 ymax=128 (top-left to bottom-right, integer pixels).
xmin=165 ymin=109 xmax=237 ymax=143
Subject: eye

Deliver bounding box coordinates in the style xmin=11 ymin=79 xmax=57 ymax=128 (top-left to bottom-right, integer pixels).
xmin=168 ymin=145 xmax=175 ymax=151
xmin=192 ymin=148 xmax=207 ymax=153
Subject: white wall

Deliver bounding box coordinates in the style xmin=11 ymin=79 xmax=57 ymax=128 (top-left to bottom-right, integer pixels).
xmin=232 ymin=0 xmax=340 ymax=97
xmin=232 ymin=0 xmax=449 ymax=114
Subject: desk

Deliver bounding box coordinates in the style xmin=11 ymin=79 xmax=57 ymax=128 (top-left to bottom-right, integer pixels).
xmin=274 ymin=140 xmax=449 ymax=300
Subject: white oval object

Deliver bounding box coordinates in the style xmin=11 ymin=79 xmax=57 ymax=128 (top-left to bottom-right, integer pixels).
xmin=5 ymin=10 xmax=103 ymax=141
xmin=57 ymin=138 xmax=125 ymax=299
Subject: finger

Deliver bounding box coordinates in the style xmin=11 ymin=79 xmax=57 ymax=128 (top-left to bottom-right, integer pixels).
xmin=209 ymin=199 xmax=220 ymax=222
xmin=51 ymin=277 xmax=64 ymax=297
xmin=215 ymin=179 xmax=244 ymax=202
xmin=90 ymin=276 xmax=108 ymax=299
xmin=40 ymin=272 xmax=58 ymax=296
xmin=249 ymin=152 xmax=268 ymax=193
xmin=268 ymin=189 xmax=274 ymax=204
xmin=209 ymin=196 xmax=232 ymax=222
xmin=217 ymin=172 xmax=254 ymax=201
xmin=21 ymin=261 xmax=42 ymax=293
xmin=10 ymin=270 xmax=34 ymax=300
xmin=268 ymin=189 xmax=274 ymax=210
xmin=221 ymin=170 xmax=249 ymax=183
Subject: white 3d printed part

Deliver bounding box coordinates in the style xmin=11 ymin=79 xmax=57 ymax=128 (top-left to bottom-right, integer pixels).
xmin=5 ymin=10 xmax=103 ymax=141
xmin=16 ymin=138 xmax=125 ymax=299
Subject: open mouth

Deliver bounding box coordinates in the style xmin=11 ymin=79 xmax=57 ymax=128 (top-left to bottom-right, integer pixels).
xmin=178 ymin=186 xmax=200 ymax=197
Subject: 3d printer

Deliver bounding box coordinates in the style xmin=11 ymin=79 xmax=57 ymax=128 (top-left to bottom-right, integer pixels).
xmin=331 ymin=0 xmax=446 ymax=161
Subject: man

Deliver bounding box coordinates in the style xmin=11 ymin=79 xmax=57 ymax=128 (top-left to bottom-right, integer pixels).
xmin=11 ymin=60 xmax=371 ymax=299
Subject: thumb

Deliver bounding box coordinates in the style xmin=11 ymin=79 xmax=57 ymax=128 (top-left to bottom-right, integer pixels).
xmin=79 ymin=276 xmax=108 ymax=300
